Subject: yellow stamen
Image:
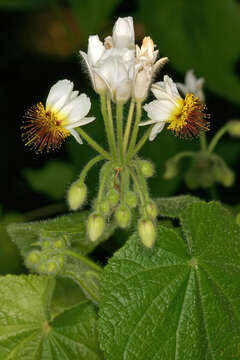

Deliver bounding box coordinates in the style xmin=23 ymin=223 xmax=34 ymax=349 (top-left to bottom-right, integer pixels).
xmin=167 ymin=93 xmax=209 ymax=138
xmin=22 ymin=102 xmax=70 ymax=152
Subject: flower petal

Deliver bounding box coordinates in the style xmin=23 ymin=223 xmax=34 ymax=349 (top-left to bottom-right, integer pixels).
xmin=65 ymin=117 xmax=95 ymax=129
xmin=87 ymin=35 xmax=105 ymax=65
xmin=79 ymin=51 xmax=95 ymax=89
xmin=70 ymin=129 xmax=83 ymax=144
xmin=46 ymin=79 xmax=74 ymax=112
xmin=149 ymin=122 xmax=166 ymax=141
xmin=62 ymin=94 xmax=91 ymax=124
xmin=112 ymin=16 xmax=135 ymax=48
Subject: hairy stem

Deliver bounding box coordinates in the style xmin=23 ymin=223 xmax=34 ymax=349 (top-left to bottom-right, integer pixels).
xmin=76 ymin=127 xmax=112 ymax=160
xmin=100 ymin=94 xmax=117 ymax=161
xmin=123 ymin=100 xmax=135 ymax=154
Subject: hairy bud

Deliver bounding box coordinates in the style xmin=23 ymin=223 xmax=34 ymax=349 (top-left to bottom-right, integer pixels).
xmin=139 ymin=160 xmax=154 ymax=178
xmin=107 ymin=189 xmax=120 ymax=206
xmin=87 ymin=213 xmax=105 ymax=242
xmin=115 ymin=206 xmax=131 ymax=228
xmin=100 ymin=200 xmax=111 ymax=216
xmin=146 ymin=200 xmax=158 ymax=219
xmin=126 ymin=191 xmax=138 ymax=208
xmin=228 ymin=120 xmax=240 ymax=137
xmin=138 ymin=218 xmax=156 ymax=248
xmin=67 ymin=182 xmax=87 ymax=211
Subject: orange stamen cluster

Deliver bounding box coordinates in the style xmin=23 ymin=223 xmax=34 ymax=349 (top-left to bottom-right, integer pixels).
xmin=21 ymin=102 xmax=70 ymax=152
xmin=168 ymin=93 xmax=210 ymax=138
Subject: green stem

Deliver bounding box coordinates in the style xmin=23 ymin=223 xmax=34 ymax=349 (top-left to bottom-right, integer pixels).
xmin=128 ymin=167 xmax=147 ymax=217
xmin=134 ymin=161 xmax=150 ymax=203
xmin=79 ymin=155 xmax=104 ymax=183
xmin=100 ymin=94 xmax=117 ymax=161
xmin=127 ymin=126 xmax=152 ymax=161
xmin=63 ymin=249 xmax=102 ymax=272
xmin=199 ymin=131 xmax=207 ymax=151
xmin=123 ymin=100 xmax=135 ymax=154
xmin=96 ymin=162 xmax=114 ymax=212
xmin=208 ymin=124 xmax=230 ymax=153
xmin=106 ymin=96 xmax=118 ymax=160
xmin=172 ymin=151 xmax=196 ymax=162
xmin=120 ymin=167 xmax=129 ymax=206
xmin=76 ymin=127 xmax=112 ymax=160
xmin=126 ymin=101 xmax=142 ymax=162
xmin=116 ymin=103 xmax=124 ymax=163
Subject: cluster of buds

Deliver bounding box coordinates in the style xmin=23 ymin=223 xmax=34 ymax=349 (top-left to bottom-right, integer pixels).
xmin=22 ymin=17 xmax=211 ymax=247
xmin=26 ymin=234 xmax=70 ymax=275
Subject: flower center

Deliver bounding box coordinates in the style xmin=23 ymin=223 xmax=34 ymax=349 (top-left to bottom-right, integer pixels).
xmin=167 ymin=93 xmax=209 ymax=138
xmin=22 ymin=102 xmax=70 ymax=152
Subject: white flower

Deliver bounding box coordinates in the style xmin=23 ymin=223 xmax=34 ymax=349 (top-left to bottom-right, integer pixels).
xmin=22 ymin=80 xmax=95 ymax=152
xmin=176 ymin=69 xmax=205 ymax=102
xmin=141 ymin=75 xmax=209 ymax=140
xmin=133 ymin=37 xmax=168 ymax=101
xmin=80 ymin=17 xmax=135 ymax=103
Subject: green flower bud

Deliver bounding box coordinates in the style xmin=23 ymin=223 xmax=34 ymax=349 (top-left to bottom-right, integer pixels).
xmin=100 ymin=200 xmax=111 ymax=216
xmin=115 ymin=206 xmax=131 ymax=228
xmin=236 ymin=213 xmax=240 ymax=226
xmin=41 ymin=240 xmax=51 ymax=249
xmin=87 ymin=213 xmax=105 ymax=242
xmin=126 ymin=191 xmax=138 ymax=208
xmin=26 ymin=250 xmax=41 ymax=266
xmin=219 ymin=167 xmax=235 ymax=187
xmin=228 ymin=120 xmax=240 ymax=137
xmin=139 ymin=160 xmax=154 ymax=178
xmin=107 ymin=189 xmax=119 ymax=206
xmin=39 ymin=263 xmax=48 ymax=274
xmin=138 ymin=218 xmax=156 ymax=248
xmin=47 ymin=261 xmax=59 ymax=274
xmin=67 ymin=182 xmax=87 ymax=211
xmin=163 ymin=160 xmax=178 ymax=179
xmin=54 ymin=239 xmax=64 ymax=249
xmin=146 ymin=200 xmax=158 ymax=219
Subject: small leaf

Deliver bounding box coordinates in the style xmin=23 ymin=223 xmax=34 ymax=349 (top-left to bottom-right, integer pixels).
xmin=0 ymin=275 xmax=103 ymax=360
xmin=7 ymin=211 xmax=114 ymax=257
xmin=157 ymin=195 xmax=199 ymax=218
xmin=22 ymin=160 xmax=74 ymax=200
xmin=99 ymin=201 xmax=240 ymax=359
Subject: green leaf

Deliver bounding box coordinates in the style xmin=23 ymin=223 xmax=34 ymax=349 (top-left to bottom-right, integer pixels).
xmin=99 ymin=201 xmax=240 ymax=359
xmin=7 ymin=211 xmax=114 ymax=258
xmin=22 ymin=160 xmax=74 ymax=200
xmin=138 ymin=0 xmax=240 ymax=105
xmin=69 ymin=0 xmax=120 ymax=36
xmin=0 ymin=275 xmax=103 ymax=360
xmin=0 ymin=0 xmax=51 ymax=10
xmin=157 ymin=195 xmax=199 ymax=218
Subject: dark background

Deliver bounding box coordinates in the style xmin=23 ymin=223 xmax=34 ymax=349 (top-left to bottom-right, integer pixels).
xmin=0 ymin=0 xmax=240 ymax=273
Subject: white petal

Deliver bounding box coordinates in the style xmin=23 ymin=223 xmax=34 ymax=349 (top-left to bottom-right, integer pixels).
xmin=164 ymin=75 xmax=180 ymax=98
xmin=185 ymin=69 xmax=196 ymax=89
xmin=112 ymin=16 xmax=135 ymax=48
xmin=143 ymin=99 xmax=175 ymax=122
xmin=70 ymin=129 xmax=83 ymax=144
xmin=149 ymin=122 xmax=166 ymax=141
xmin=46 ymin=79 xmax=74 ymax=112
xmin=70 ymin=90 xmax=79 ymax=100
xmin=87 ymin=35 xmax=105 ymax=65
xmin=176 ymin=83 xmax=188 ymax=96
xmin=151 ymin=82 xmax=174 ymax=101
xmin=63 ymin=94 xmax=91 ymax=124
xmin=139 ymin=119 xmax=158 ymax=126
xmin=79 ymin=51 xmax=95 ymax=88
xmin=65 ymin=117 xmax=95 ymax=129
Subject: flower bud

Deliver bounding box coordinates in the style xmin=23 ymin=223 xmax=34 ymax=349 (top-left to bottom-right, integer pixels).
xmin=100 ymin=200 xmax=111 ymax=216
xmin=46 ymin=261 xmax=59 ymax=275
xmin=54 ymin=239 xmax=64 ymax=249
xmin=126 ymin=191 xmax=138 ymax=208
xmin=138 ymin=218 xmax=156 ymax=248
xmin=41 ymin=240 xmax=51 ymax=249
xmin=163 ymin=160 xmax=178 ymax=179
xmin=67 ymin=182 xmax=87 ymax=211
xmin=107 ymin=189 xmax=119 ymax=206
xmin=115 ymin=206 xmax=131 ymax=228
xmin=139 ymin=160 xmax=154 ymax=178
xmin=228 ymin=120 xmax=240 ymax=137
xmin=112 ymin=17 xmax=134 ymax=49
xmin=146 ymin=200 xmax=158 ymax=219
xmin=134 ymin=68 xmax=151 ymax=101
xmin=87 ymin=213 xmax=105 ymax=242
xmin=219 ymin=167 xmax=235 ymax=187
xmin=26 ymin=251 xmax=41 ymax=266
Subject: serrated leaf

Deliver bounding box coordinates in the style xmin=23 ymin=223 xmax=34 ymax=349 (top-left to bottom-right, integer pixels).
xmin=0 ymin=275 xmax=103 ymax=360
xmin=22 ymin=160 xmax=74 ymax=200
xmin=157 ymin=195 xmax=199 ymax=218
xmin=7 ymin=211 xmax=114 ymax=257
xmin=138 ymin=0 xmax=240 ymax=105
xmin=99 ymin=201 xmax=240 ymax=359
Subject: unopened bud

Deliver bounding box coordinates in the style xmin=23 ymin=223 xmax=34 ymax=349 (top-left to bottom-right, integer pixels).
xmin=146 ymin=200 xmax=158 ymax=219
xmin=46 ymin=261 xmax=59 ymax=274
xmin=139 ymin=160 xmax=154 ymax=178
xmin=87 ymin=213 xmax=105 ymax=242
xmin=26 ymin=251 xmax=41 ymax=266
xmin=228 ymin=120 xmax=240 ymax=137
xmin=100 ymin=200 xmax=111 ymax=216
xmin=126 ymin=191 xmax=138 ymax=208
xmin=107 ymin=189 xmax=119 ymax=206
xmin=54 ymin=239 xmax=64 ymax=249
xmin=115 ymin=206 xmax=131 ymax=228
xmin=67 ymin=182 xmax=87 ymax=211
xmin=220 ymin=167 xmax=235 ymax=187
xmin=41 ymin=240 xmax=51 ymax=249
xmin=138 ymin=218 xmax=156 ymax=248
xmin=163 ymin=160 xmax=178 ymax=179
